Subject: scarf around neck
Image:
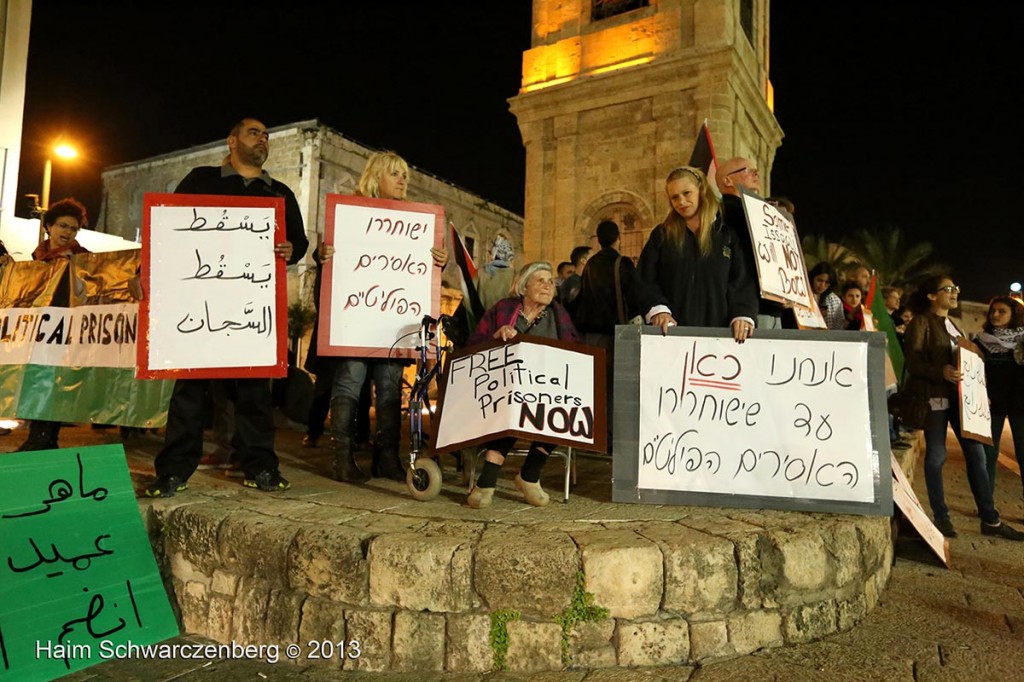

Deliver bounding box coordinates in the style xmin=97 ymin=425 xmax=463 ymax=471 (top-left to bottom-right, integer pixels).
xmin=975 ymin=326 xmax=1024 ymax=355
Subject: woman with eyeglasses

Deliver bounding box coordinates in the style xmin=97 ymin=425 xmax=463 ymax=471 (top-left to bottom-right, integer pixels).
xmin=639 ymin=166 xmax=758 ymax=342
xmin=903 ymin=275 xmax=1023 ymax=540
xmin=15 ymin=198 xmax=90 ymax=451
xmin=465 ymin=261 xmax=582 ymax=509
xmin=974 ymin=296 xmax=1024 ymax=495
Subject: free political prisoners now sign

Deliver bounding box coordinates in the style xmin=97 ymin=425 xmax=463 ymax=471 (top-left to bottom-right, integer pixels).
xmin=433 ymin=337 xmax=607 ymax=454
xmin=0 ymin=445 xmax=178 ymax=682
xmin=739 ymin=189 xmax=813 ymax=310
xmin=318 ymin=194 xmax=444 ymax=360
xmin=137 ymin=194 xmax=288 ymax=379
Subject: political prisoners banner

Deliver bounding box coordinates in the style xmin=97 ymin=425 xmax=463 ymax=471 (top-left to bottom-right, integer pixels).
xmin=0 ymin=254 xmax=173 ymax=427
xmin=612 ymin=326 xmax=893 ymax=516
xmin=433 ymin=337 xmax=607 ymax=454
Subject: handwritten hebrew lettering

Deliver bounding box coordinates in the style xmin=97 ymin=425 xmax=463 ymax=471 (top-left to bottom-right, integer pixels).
xmin=638 ymin=334 xmax=874 ymax=504
xmin=324 ymin=196 xmax=442 ymax=355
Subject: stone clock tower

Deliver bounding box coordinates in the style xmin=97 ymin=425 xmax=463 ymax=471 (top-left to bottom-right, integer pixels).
xmin=509 ymin=0 xmax=783 ymax=261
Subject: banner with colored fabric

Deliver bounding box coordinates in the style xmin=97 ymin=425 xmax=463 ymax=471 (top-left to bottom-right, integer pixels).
xmin=0 ymin=253 xmax=173 ymax=427
xmin=0 ymin=444 xmax=179 ymax=682
xmin=450 ymin=222 xmax=484 ymax=330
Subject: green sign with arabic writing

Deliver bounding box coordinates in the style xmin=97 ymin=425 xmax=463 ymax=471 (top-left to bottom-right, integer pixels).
xmin=0 ymin=444 xmax=179 ymax=681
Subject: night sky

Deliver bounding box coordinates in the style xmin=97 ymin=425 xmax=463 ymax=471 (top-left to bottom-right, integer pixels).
xmin=15 ymin=2 xmax=1023 ymax=298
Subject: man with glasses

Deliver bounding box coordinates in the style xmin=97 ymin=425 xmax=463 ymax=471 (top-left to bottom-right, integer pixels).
xmin=717 ymin=157 xmax=788 ymax=331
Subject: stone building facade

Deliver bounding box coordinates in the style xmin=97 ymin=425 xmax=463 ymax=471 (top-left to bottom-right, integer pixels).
xmin=509 ymin=0 xmax=783 ymax=261
xmin=97 ymin=119 xmax=524 ymax=298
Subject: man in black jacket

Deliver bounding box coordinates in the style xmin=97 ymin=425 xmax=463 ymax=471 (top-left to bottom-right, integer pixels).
xmin=572 ymin=221 xmax=648 ymax=449
xmin=146 ymin=118 xmax=308 ymax=497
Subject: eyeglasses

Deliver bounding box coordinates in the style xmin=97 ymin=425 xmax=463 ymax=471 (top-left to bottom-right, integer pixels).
xmin=727 ymin=166 xmax=758 ymax=176
xmin=936 ymin=285 xmax=960 ymax=294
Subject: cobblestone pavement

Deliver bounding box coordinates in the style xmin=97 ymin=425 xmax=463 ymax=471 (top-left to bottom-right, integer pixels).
xmin=4 ymin=420 xmax=1022 ymax=682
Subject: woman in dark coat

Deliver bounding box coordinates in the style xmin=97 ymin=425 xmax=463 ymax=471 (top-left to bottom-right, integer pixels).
xmin=973 ymin=296 xmax=1024 ymax=494
xmin=638 ymin=166 xmax=757 ymax=342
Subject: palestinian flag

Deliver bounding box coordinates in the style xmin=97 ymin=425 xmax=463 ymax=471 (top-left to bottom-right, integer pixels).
xmin=688 ymin=120 xmax=719 ymax=190
xmin=450 ymin=223 xmax=484 ymax=329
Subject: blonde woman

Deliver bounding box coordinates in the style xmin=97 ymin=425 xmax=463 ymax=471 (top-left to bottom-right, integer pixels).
xmin=638 ymin=166 xmax=758 ymax=342
xmin=318 ymin=151 xmax=447 ymax=482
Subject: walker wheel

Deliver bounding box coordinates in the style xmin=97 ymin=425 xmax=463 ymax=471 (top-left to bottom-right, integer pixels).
xmin=407 ymin=457 xmax=442 ymax=501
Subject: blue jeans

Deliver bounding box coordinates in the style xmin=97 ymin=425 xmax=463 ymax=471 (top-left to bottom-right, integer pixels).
xmin=984 ymin=412 xmax=1024 ymax=495
xmin=923 ymin=406 xmax=1000 ymax=525
xmin=331 ymin=359 xmax=404 ymax=449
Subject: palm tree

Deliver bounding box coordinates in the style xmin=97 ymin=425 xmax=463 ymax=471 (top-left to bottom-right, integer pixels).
xmin=844 ymin=226 xmax=947 ymax=289
xmin=801 ymin=234 xmax=860 ymax=274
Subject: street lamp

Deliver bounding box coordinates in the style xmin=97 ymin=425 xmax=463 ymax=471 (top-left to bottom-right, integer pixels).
xmin=37 ymin=142 xmax=78 ymax=243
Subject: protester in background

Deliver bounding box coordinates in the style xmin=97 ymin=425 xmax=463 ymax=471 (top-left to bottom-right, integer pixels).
xmin=558 ymin=245 xmax=591 ymax=305
xmin=0 ymin=239 xmax=11 ymax=267
xmin=466 ymin=261 xmax=581 ymax=508
xmin=904 ymin=276 xmax=1023 ymax=540
xmin=15 ymin=198 xmax=90 ymax=451
xmin=894 ymin=306 xmax=913 ymax=344
xmin=145 ymin=118 xmax=308 ymax=497
xmin=717 ymin=157 xmax=788 ymax=330
xmin=317 ymin=151 xmax=447 ymax=483
xmin=572 ymin=220 xmax=650 ymax=449
xmin=974 ymin=297 xmax=1024 ymax=494
xmin=556 ymin=261 xmax=573 ymax=287
xmin=882 ymin=287 xmax=902 ymax=318
xmin=849 ymin=265 xmax=874 ymax=307
xmin=475 ymin=232 xmax=516 ymax=310
xmin=841 ymin=283 xmax=864 ymax=330
xmin=808 ymin=262 xmax=845 ymax=330
xmin=640 ymin=166 xmax=757 ymax=342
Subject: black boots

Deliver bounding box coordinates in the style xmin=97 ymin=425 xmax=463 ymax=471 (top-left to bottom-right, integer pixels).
xmin=373 ymin=401 xmax=405 ymax=481
xmin=330 ymin=397 xmax=369 ymax=483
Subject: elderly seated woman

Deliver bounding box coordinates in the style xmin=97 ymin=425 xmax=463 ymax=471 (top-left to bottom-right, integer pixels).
xmin=465 ymin=261 xmax=582 ymax=508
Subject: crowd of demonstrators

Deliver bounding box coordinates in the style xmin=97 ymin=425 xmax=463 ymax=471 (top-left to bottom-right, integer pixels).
xmin=316 ymin=151 xmax=448 ymax=483
xmin=974 ymin=297 xmax=1024 ymax=495
xmin=902 ymin=275 xmax=1023 ymax=541
xmin=475 ymin=232 xmax=516 ymax=310
xmin=808 ymin=262 xmax=846 ymax=330
xmin=639 ymin=166 xmax=757 ymax=342
xmin=466 ymin=261 xmax=581 ymax=509
xmin=557 ymin=245 xmax=591 ymax=305
xmin=12 ymin=198 xmax=91 ymax=452
xmin=144 ymin=118 xmax=308 ymax=498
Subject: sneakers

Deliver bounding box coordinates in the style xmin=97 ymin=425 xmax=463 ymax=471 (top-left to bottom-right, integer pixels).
xmin=981 ymin=521 xmax=1024 ymax=541
xmin=934 ymin=517 xmax=957 ymax=538
xmin=243 ymin=470 xmax=291 ymax=492
xmin=514 ymin=474 xmax=550 ymax=507
xmin=467 ymin=486 xmax=495 ymax=509
xmin=144 ymin=476 xmax=189 ymax=498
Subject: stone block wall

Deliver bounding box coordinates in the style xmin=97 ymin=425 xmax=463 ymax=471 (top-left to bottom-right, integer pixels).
xmin=149 ymin=497 xmax=893 ymax=673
